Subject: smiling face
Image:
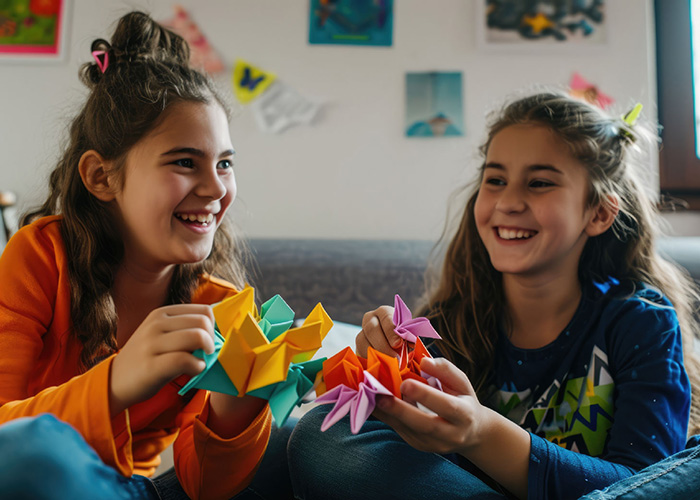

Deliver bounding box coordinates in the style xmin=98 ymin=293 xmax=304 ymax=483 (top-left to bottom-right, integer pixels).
xmin=110 ymin=100 xmax=236 ymax=271
xmin=474 ymin=124 xmax=600 ymax=283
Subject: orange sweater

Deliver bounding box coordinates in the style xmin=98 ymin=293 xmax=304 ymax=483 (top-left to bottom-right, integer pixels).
xmin=0 ymin=216 xmax=271 ymax=500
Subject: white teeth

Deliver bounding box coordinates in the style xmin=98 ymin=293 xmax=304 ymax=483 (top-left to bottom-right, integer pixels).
xmin=498 ymin=228 xmax=535 ymax=240
xmin=176 ymin=213 xmax=215 ymax=225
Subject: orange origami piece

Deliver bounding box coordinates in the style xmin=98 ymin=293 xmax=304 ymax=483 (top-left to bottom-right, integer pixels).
xmin=321 ymin=347 xmax=364 ymax=393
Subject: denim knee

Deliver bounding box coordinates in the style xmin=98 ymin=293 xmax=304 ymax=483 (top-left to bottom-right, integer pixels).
xmin=0 ymin=414 xmax=83 ymax=474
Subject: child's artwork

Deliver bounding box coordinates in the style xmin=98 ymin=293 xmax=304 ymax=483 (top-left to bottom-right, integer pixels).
xmin=405 ymin=72 xmax=464 ymax=138
xmin=569 ymin=72 xmax=613 ymax=109
xmin=481 ymin=0 xmax=606 ymax=46
xmin=178 ymin=286 xmax=333 ymax=426
xmin=308 ymin=0 xmax=393 ymax=47
xmin=315 ymin=295 xmax=443 ymax=434
xmin=0 ymin=0 xmax=67 ymax=60
xmin=160 ymin=5 xmax=224 ymax=74
xmin=232 ymin=59 xmax=276 ymax=105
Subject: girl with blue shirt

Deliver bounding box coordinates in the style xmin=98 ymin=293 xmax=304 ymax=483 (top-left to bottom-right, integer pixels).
xmin=288 ymin=92 xmax=700 ymax=499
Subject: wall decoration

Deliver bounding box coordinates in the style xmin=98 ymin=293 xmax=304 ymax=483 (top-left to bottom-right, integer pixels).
xmin=232 ymin=59 xmax=277 ymax=105
xmin=309 ymin=0 xmax=393 ymax=47
xmin=251 ymin=81 xmax=321 ymax=134
xmin=569 ymin=72 xmax=613 ymax=109
xmin=0 ymin=0 xmax=68 ymax=60
xmin=405 ymin=72 xmax=464 ymax=138
xmin=478 ymin=0 xmax=606 ymax=48
xmin=161 ymin=5 xmax=223 ymax=74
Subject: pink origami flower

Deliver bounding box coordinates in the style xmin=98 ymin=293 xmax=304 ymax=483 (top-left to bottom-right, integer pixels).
xmin=393 ymin=294 xmax=441 ymax=343
xmin=316 ymin=371 xmax=393 ymax=434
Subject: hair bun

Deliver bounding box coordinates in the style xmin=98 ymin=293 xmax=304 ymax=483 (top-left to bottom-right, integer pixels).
xmin=109 ymin=11 xmax=190 ymax=66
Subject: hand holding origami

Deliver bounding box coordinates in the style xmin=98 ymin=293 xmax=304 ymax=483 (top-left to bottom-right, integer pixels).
xmin=315 ymin=295 xmax=444 ymax=434
xmin=178 ymin=286 xmax=333 ymax=426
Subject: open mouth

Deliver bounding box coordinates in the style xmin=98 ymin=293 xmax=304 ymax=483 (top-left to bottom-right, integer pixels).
xmin=497 ymin=227 xmax=537 ymax=240
xmin=175 ymin=212 xmax=215 ymax=227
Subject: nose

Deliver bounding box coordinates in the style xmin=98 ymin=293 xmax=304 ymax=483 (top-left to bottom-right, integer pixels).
xmin=196 ymin=165 xmax=228 ymax=200
xmin=495 ymin=184 xmax=527 ymax=213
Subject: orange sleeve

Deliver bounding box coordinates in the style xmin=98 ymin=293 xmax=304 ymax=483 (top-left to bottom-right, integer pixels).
xmin=0 ymin=220 xmax=135 ymax=476
xmin=176 ymin=276 xmax=273 ymax=499
xmin=174 ymin=392 xmax=271 ymax=500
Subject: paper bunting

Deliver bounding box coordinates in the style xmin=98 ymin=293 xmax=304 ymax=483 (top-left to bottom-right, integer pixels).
xmin=232 ymin=59 xmax=276 ymax=104
xmin=569 ymin=73 xmax=614 ymax=110
xmin=161 ymin=6 xmax=224 ymax=74
xmin=178 ymin=286 xmax=333 ymax=426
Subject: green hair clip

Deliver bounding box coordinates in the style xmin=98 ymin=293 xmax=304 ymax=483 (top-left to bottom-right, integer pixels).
xmin=622 ymin=103 xmax=643 ymax=127
xmin=619 ymin=103 xmax=643 ymax=141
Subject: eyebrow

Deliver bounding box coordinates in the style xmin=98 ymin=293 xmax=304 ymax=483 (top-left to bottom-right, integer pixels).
xmin=484 ymin=162 xmax=564 ymax=174
xmin=161 ymin=147 xmax=236 ymax=158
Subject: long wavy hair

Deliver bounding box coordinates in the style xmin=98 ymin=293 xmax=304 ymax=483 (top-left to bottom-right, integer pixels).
xmin=22 ymin=11 xmax=248 ymax=370
xmin=422 ymin=92 xmax=700 ymax=435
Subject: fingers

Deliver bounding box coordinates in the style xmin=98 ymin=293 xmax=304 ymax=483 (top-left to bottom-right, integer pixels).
xmin=400 ymin=378 xmax=471 ymax=425
xmin=154 ymin=327 xmax=216 ymax=356
xmin=155 ymin=351 xmax=207 ymax=380
xmin=357 ymin=306 xmax=401 ymax=357
xmin=374 ymin=393 xmax=439 ymax=434
xmin=420 ymin=357 xmax=475 ymax=397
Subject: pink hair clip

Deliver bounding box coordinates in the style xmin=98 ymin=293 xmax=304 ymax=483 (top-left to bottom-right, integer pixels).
xmin=92 ymin=50 xmax=109 ymax=74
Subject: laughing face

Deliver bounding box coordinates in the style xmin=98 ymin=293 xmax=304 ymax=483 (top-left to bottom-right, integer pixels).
xmin=474 ymin=124 xmax=600 ymax=282
xmin=110 ymin=100 xmax=236 ymax=271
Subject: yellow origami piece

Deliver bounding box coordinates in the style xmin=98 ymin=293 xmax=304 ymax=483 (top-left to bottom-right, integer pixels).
xmin=214 ymin=288 xmax=333 ymax=395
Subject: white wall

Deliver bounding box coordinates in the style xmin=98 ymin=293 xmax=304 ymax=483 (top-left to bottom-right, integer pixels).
xmin=1 ymin=0 xmax=696 ymax=239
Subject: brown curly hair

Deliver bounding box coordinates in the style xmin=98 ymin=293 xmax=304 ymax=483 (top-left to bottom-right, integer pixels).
xmin=22 ymin=11 xmax=248 ymax=370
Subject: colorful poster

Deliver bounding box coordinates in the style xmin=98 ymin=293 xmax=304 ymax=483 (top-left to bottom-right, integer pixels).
xmin=309 ymin=0 xmax=393 ymax=47
xmin=481 ymin=0 xmax=606 ymax=46
xmin=405 ymin=72 xmax=464 ymax=138
xmin=0 ymin=0 xmax=67 ymax=59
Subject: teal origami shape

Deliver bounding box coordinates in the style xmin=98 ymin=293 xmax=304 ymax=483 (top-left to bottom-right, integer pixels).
xmin=258 ymin=294 xmax=295 ymax=341
xmin=248 ymin=357 xmax=326 ymax=426
xmin=178 ymin=329 xmax=239 ymax=396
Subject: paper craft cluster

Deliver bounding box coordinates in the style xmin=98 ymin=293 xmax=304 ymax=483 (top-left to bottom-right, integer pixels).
xmin=314 ymin=295 xmax=443 ymax=434
xmin=178 ymin=286 xmax=333 ymax=426
xmin=180 ymin=291 xmax=443 ymax=434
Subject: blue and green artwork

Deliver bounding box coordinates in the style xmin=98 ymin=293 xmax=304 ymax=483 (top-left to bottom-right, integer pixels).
xmin=309 ymin=0 xmax=393 ymax=47
xmin=405 ymin=72 xmax=464 ymax=138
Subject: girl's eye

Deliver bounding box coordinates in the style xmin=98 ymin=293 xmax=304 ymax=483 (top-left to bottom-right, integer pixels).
xmin=217 ymin=159 xmax=233 ymax=170
xmin=530 ymin=179 xmax=555 ymax=188
xmin=485 ymin=177 xmax=505 ymax=186
xmin=173 ymin=158 xmax=194 ymax=168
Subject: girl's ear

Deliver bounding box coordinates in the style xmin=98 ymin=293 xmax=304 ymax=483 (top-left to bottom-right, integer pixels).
xmin=78 ymin=150 xmax=116 ymax=202
xmin=586 ymin=195 xmax=620 ymax=237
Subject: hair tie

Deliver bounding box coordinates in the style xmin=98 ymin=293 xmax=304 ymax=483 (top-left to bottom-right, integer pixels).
xmin=91 ymin=50 xmax=109 ymax=73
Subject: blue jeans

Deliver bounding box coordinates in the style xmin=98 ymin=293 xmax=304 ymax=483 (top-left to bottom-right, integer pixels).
xmin=0 ymin=413 xmax=295 ymax=500
xmin=288 ymin=405 xmax=700 ymax=500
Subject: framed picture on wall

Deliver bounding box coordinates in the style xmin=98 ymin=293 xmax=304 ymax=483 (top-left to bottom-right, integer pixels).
xmin=0 ymin=0 xmax=69 ymax=62
xmin=476 ymin=0 xmax=607 ymax=51
xmin=405 ymin=72 xmax=464 ymax=138
xmin=308 ymin=0 xmax=393 ymax=47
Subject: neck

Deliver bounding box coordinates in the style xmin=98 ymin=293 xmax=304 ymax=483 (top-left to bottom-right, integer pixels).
xmin=112 ymin=260 xmax=176 ymax=347
xmin=503 ymin=271 xmax=582 ymax=349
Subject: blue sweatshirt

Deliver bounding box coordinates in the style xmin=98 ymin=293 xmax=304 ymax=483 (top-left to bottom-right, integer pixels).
xmin=484 ymin=278 xmax=690 ymax=499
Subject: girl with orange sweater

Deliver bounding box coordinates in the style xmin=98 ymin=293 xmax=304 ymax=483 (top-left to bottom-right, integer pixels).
xmin=0 ymin=12 xmax=271 ymax=500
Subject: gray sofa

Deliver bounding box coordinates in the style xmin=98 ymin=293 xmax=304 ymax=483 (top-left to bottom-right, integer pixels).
xmin=248 ymin=237 xmax=700 ymax=325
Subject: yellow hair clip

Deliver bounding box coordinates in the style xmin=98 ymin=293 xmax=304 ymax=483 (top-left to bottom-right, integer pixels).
xmin=622 ymin=103 xmax=643 ymax=127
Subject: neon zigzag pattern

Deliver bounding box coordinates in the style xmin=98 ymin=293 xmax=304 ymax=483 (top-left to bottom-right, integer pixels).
xmin=495 ymin=346 xmax=614 ymax=456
